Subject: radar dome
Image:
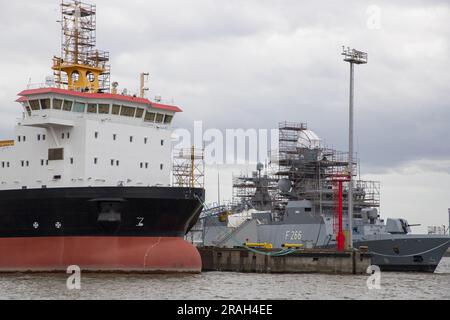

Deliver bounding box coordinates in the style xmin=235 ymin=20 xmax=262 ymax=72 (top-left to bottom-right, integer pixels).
xmin=278 ymin=178 xmax=292 ymax=193
xmin=297 ymin=130 xmax=321 ymax=149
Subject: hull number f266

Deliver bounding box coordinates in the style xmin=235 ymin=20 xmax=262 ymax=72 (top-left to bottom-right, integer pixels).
xmin=285 ymin=230 xmax=303 ymax=241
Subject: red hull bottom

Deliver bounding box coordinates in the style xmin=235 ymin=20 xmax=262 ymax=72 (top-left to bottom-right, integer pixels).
xmin=0 ymin=237 xmax=201 ymax=273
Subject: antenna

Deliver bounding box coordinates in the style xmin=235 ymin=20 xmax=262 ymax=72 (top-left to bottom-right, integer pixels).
xmin=111 ymin=81 xmax=119 ymax=94
xmin=140 ymin=72 xmax=149 ymax=98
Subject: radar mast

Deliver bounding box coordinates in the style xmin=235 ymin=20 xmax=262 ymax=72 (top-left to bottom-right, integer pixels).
xmin=52 ymin=0 xmax=110 ymax=93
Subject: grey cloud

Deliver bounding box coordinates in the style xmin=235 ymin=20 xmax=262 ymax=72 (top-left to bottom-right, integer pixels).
xmin=0 ymin=0 xmax=449 ymax=175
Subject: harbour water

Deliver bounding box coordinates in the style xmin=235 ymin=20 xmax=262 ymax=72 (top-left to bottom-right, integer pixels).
xmin=0 ymin=257 xmax=449 ymax=300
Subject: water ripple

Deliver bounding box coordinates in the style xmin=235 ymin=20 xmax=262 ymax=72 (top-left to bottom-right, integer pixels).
xmin=0 ymin=258 xmax=449 ymax=300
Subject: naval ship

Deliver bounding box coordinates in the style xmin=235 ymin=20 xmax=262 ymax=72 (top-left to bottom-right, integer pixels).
xmin=0 ymin=0 xmax=204 ymax=272
xmin=198 ymin=122 xmax=450 ymax=272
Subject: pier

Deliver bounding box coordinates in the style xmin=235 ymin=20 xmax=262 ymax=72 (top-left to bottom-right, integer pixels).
xmin=198 ymin=247 xmax=371 ymax=275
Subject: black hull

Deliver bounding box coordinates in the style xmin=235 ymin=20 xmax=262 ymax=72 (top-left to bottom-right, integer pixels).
xmin=0 ymin=186 xmax=204 ymax=238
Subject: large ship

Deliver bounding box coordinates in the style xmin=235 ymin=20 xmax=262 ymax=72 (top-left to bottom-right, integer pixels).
xmin=0 ymin=0 xmax=204 ymax=272
xmin=197 ymin=122 xmax=450 ymax=272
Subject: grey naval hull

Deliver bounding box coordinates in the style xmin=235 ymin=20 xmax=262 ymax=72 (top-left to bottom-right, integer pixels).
xmin=354 ymin=234 xmax=450 ymax=272
xmin=258 ymin=223 xmax=450 ymax=273
xmin=202 ymin=215 xmax=450 ymax=273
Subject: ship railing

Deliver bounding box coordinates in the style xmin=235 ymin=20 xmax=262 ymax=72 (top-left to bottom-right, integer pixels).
xmin=26 ymin=83 xmax=60 ymax=90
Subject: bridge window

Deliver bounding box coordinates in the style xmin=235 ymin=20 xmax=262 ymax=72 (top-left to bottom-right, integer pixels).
xmin=29 ymin=100 xmax=40 ymax=111
xmin=53 ymin=99 xmax=63 ymax=110
xmin=63 ymin=100 xmax=73 ymax=111
xmin=40 ymin=99 xmax=50 ymax=110
xmin=73 ymin=102 xmax=86 ymax=113
xmin=112 ymin=104 xmax=121 ymax=115
xmin=99 ymin=104 xmax=110 ymax=114
xmin=155 ymin=113 xmax=164 ymax=123
xmin=88 ymin=104 xmax=98 ymax=113
xmin=144 ymin=111 xmax=156 ymax=122
xmin=164 ymin=115 xmax=173 ymax=124
xmin=144 ymin=137 xmax=148 ymax=144
xmin=120 ymin=106 xmax=136 ymax=117
xmin=135 ymin=108 xmax=144 ymax=118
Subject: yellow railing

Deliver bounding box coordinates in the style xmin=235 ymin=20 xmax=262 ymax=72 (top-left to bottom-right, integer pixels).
xmin=281 ymin=243 xmax=304 ymax=248
xmin=244 ymin=242 xmax=273 ymax=249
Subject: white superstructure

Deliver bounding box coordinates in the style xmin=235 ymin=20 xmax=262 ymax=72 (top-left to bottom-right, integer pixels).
xmin=0 ymin=87 xmax=181 ymax=190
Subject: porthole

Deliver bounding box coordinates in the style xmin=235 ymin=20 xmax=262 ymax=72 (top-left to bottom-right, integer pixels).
xmin=86 ymin=72 xmax=95 ymax=82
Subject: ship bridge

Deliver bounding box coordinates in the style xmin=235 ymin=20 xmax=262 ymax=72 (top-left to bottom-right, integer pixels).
xmin=16 ymin=87 xmax=182 ymax=129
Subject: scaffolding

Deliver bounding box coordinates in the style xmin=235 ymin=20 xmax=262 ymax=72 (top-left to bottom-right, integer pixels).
xmin=235 ymin=121 xmax=380 ymax=221
xmin=172 ymin=146 xmax=205 ymax=188
xmin=53 ymin=0 xmax=111 ymax=93
xmin=232 ymin=166 xmax=279 ymax=211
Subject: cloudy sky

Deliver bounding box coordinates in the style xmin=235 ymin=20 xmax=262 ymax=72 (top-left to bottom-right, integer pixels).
xmin=0 ymin=0 xmax=449 ymax=232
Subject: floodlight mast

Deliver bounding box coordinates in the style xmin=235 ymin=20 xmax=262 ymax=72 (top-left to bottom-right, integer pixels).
xmin=341 ymin=47 xmax=368 ymax=250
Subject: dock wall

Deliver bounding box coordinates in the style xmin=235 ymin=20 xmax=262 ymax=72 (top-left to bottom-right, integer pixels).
xmin=199 ymin=247 xmax=371 ymax=275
